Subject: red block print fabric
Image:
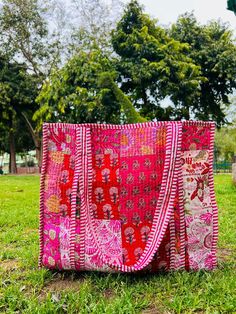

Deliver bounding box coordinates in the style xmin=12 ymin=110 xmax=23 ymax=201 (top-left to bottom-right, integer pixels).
xmin=92 ymin=154 xmax=120 ymax=220
xmin=39 ymin=121 xmax=218 ymax=273
xmin=91 ymin=128 xmax=120 ymax=220
xmin=120 ymin=154 xmax=164 ymax=266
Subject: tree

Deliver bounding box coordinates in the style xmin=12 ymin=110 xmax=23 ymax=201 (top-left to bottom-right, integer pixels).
xmin=170 ymin=13 xmax=236 ymax=126
xmin=0 ymin=118 xmax=34 ymax=156
xmin=68 ymin=0 xmax=123 ymax=54
xmin=0 ymin=0 xmax=61 ymax=169
xmin=34 ymin=49 xmax=145 ymax=127
xmin=0 ymin=0 xmax=60 ymax=76
xmin=98 ymin=72 xmax=146 ymax=123
xmin=0 ymin=56 xmax=38 ymax=173
xmin=215 ymin=126 xmax=236 ymax=161
xmin=0 ymin=0 xmax=127 ymax=171
xmin=223 ymin=96 xmax=236 ymax=123
xmin=227 ymin=0 xmax=236 ymax=14
xmin=111 ymin=0 xmax=203 ymax=121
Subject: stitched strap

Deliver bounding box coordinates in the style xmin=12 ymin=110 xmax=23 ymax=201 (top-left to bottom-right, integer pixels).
xmin=78 ymin=121 xmax=182 ymax=272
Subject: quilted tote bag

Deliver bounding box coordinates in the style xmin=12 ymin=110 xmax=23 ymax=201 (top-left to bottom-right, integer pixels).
xmin=38 ymin=121 xmax=218 ymax=272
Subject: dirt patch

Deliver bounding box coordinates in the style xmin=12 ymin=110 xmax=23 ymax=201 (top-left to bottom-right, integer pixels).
xmin=141 ymin=305 xmax=169 ymax=314
xmin=46 ymin=278 xmax=81 ymax=292
xmin=103 ymin=288 xmax=114 ymax=299
xmin=0 ymin=259 xmax=19 ymax=271
xmin=217 ymin=247 xmax=235 ymax=262
xmin=39 ymin=277 xmax=83 ymax=301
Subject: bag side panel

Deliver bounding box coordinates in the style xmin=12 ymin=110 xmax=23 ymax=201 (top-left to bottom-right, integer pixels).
xmin=39 ymin=124 xmax=77 ymax=270
xmin=181 ymin=122 xmax=218 ymax=270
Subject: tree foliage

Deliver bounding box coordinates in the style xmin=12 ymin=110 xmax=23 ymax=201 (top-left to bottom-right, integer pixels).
xmin=0 ymin=0 xmax=61 ymax=76
xmin=68 ymin=0 xmax=123 ymax=54
xmin=215 ymin=126 xmax=236 ymax=161
xmin=0 ymin=57 xmax=38 ymax=132
xmin=34 ymin=49 xmax=145 ymax=126
xmin=0 ymin=56 xmax=38 ymax=172
xmin=111 ymin=0 xmax=203 ymax=121
xmin=170 ymin=13 xmax=236 ymax=126
xmin=0 ymin=0 xmax=62 ymax=171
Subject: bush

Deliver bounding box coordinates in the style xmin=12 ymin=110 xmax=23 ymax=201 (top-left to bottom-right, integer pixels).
xmin=21 ymin=160 xmax=35 ymax=167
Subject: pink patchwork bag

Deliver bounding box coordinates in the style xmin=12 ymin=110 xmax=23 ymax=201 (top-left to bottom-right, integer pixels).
xmin=38 ymin=121 xmax=218 ymax=272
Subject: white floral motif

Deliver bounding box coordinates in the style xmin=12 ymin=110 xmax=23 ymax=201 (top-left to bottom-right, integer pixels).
xmin=84 ymin=219 xmax=122 ymax=271
xmin=95 ymin=187 xmax=104 ymax=203
xmin=59 ymin=216 xmax=71 ymax=269
xmin=109 ymin=187 xmax=118 ymax=204
xmin=101 ymin=168 xmax=110 ymax=183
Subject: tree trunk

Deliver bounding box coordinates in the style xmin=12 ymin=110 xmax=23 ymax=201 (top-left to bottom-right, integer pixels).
xmin=36 ymin=144 xmax=42 ymax=172
xmin=9 ymin=127 xmax=17 ymax=174
xmin=185 ymin=106 xmax=190 ymax=120
xmin=21 ymin=111 xmax=42 ymax=169
xmin=142 ymin=88 xmax=148 ymax=108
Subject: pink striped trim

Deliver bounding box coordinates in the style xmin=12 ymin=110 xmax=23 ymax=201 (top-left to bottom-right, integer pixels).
xmin=208 ymin=122 xmax=219 ymax=268
xmin=82 ymin=122 xmax=181 ymax=272
xmin=38 ymin=124 xmax=49 ymax=268
xmin=83 ymin=127 xmax=103 ymax=268
xmin=136 ymin=123 xmax=179 ymax=269
xmin=44 ymin=121 xmax=214 ymax=131
xmin=69 ymin=127 xmax=81 ymax=269
xmin=76 ymin=127 xmax=88 ymax=270
xmin=169 ymin=215 xmax=176 ymax=270
xmin=164 ymin=123 xmax=183 ymax=270
xmin=177 ymin=151 xmax=186 ymax=270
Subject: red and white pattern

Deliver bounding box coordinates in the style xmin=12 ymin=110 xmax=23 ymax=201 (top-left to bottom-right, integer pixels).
xmin=59 ymin=216 xmax=71 ymax=269
xmin=39 ymin=121 xmax=218 ymax=272
xmin=84 ymin=219 xmax=122 ymax=271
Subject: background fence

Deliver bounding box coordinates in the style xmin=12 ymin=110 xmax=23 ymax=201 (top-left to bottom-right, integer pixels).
xmin=214 ymin=161 xmax=232 ymax=173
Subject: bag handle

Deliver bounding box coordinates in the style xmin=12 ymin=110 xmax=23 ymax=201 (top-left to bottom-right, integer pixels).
xmin=80 ymin=122 xmax=182 ymax=272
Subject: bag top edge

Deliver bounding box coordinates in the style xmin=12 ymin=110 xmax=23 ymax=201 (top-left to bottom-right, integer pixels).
xmin=43 ymin=121 xmax=215 ymax=130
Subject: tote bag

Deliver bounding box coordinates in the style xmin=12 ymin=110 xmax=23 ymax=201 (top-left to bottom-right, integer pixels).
xmin=38 ymin=121 xmax=218 ymax=272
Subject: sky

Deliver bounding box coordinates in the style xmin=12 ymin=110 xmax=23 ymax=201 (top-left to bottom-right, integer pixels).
xmin=123 ymin=0 xmax=236 ymax=31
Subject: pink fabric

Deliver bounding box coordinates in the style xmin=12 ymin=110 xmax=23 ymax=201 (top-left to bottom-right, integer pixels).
xmin=84 ymin=219 xmax=122 ymax=271
xmin=39 ymin=121 xmax=218 ymax=272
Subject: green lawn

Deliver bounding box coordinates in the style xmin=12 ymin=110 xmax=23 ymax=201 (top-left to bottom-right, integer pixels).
xmin=0 ymin=175 xmax=235 ymax=313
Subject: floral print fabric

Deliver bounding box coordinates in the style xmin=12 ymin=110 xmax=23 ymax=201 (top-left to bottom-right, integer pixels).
xmin=182 ymin=150 xmax=214 ymax=270
xmin=39 ymin=122 xmax=218 ymax=272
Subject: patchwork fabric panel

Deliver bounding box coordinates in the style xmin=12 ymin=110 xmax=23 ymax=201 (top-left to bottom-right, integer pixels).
xmin=119 ymin=127 xmax=166 ymax=267
xmin=39 ymin=122 xmax=218 ymax=273
xmin=89 ymin=126 xmax=167 ymax=267
xmin=181 ymin=150 xmax=214 ymax=270
xmin=84 ymin=219 xmax=122 ymax=271
xmin=41 ymin=125 xmax=76 ymax=269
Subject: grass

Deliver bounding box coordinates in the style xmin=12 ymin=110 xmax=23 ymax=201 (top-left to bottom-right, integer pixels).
xmin=0 ymin=174 xmax=235 ymax=313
